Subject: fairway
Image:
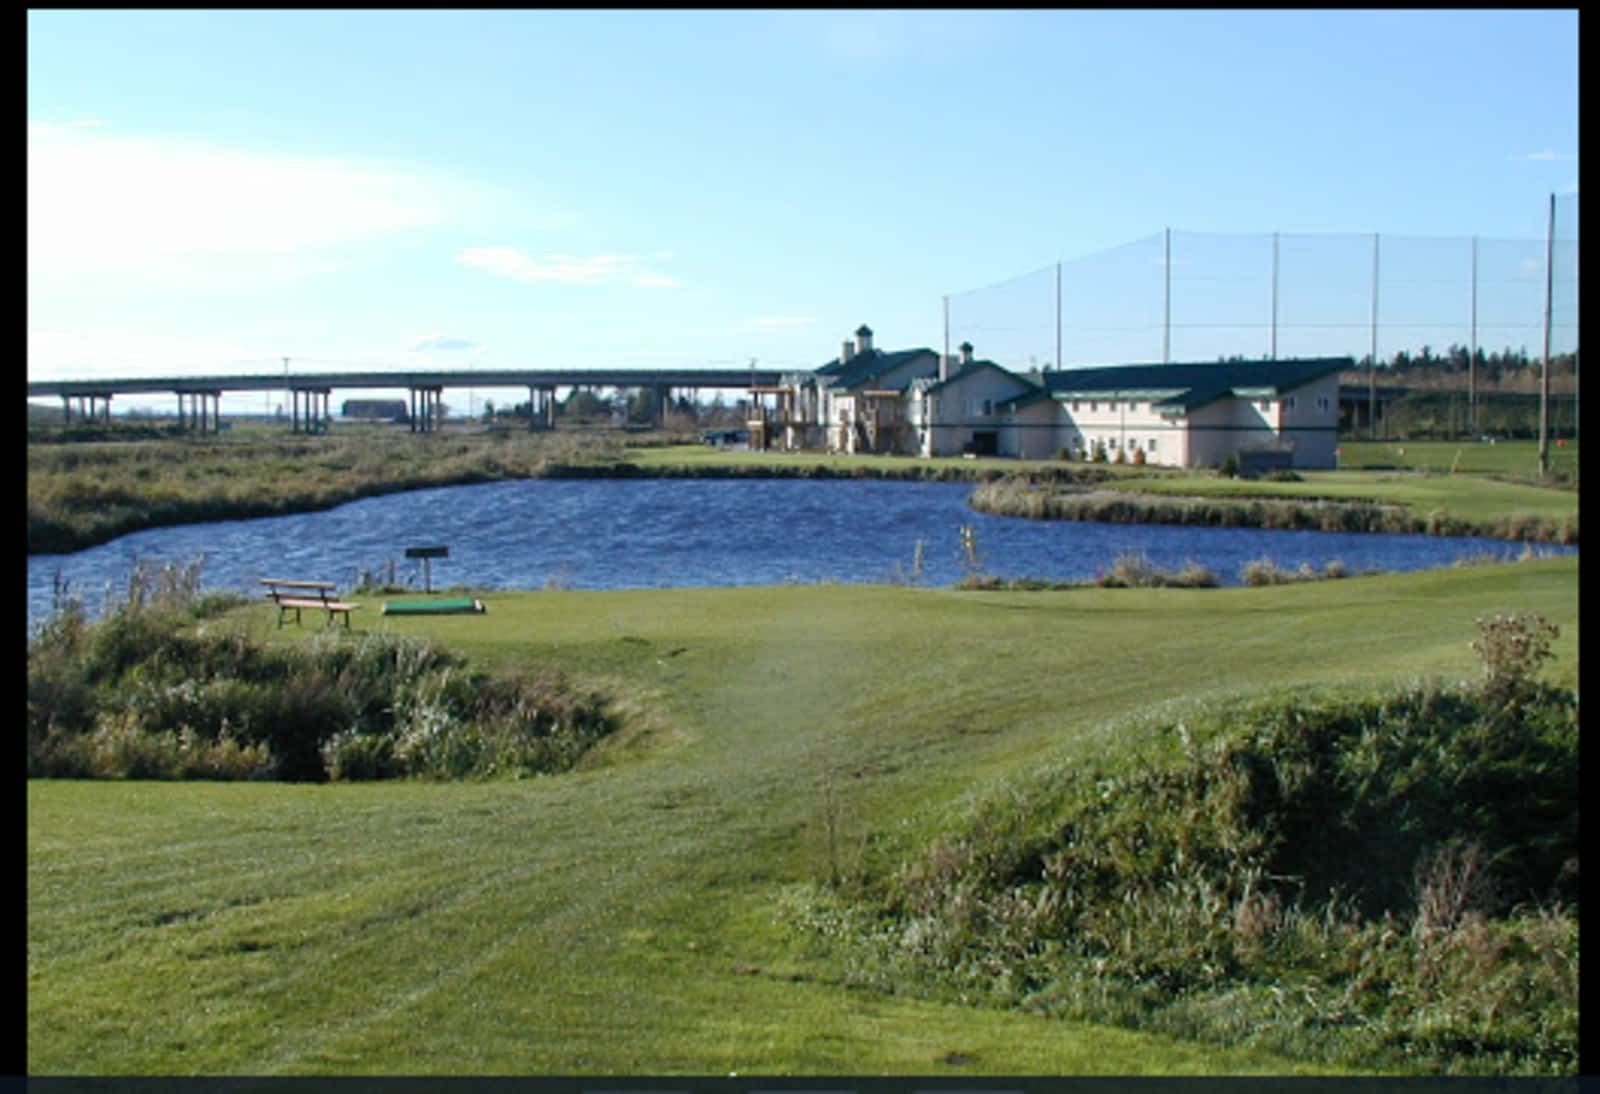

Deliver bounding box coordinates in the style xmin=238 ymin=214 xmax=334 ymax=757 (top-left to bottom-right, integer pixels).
xmin=27 ymin=558 xmax=1580 ymax=1074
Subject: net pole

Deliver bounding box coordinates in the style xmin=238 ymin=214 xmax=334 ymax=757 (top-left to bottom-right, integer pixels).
xmin=942 ymin=295 xmax=950 ymax=367
xmin=1055 ymin=261 xmax=1062 ymax=371
xmin=1469 ymin=236 xmax=1478 ymax=434
xmin=1369 ymin=233 xmax=1380 ymax=440
xmin=1270 ymin=231 xmax=1279 ymax=359
xmin=1540 ymin=194 xmax=1554 ymax=477
xmin=1163 ymin=228 xmax=1172 ymax=364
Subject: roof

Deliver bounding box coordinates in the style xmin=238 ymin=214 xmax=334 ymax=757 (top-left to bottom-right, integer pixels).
xmin=921 ymin=359 xmax=1041 ymax=397
xmin=816 ymin=347 xmax=939 ymax=390
xmin=1037 ymin=357 xmax=1351 ymax=413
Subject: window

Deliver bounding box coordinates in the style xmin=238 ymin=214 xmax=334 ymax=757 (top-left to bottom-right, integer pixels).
xmin=981 ymin=399 xmax=993 ymax=416
xmin=1071 ymin=400 xmax=1081 ymax=412
xmin=1316 ymin=396 xmax=1330 ymax=413
xmin=1089 ymin=401 xmax=1098 ymax=412
xmin=1148 ymin=438 xmax=1158 ymax=453
xmin=1285 ymin=396 xmax=1297 ymax=411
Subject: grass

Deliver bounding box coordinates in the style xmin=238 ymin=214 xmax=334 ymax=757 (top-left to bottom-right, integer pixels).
xmin=26 ymin=429 xmax=631 ymax=554
xmin=974 ymin=467 xmax=1577 ymax=544
xmin=1336 ymin=439 xmax=1579 ymax=481
xmin=27 ymin=556 xmax=1579 ymax=1074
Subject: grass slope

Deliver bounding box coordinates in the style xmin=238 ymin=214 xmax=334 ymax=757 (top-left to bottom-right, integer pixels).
xmin=28 ymin=559 xmax=1579 ymax=1074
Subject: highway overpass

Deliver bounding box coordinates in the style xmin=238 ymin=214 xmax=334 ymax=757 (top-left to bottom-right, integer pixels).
xmin=27 ymin=367 xmax=786 ymax=433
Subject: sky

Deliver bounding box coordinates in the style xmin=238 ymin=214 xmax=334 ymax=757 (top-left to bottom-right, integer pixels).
xmin=27 ymin=9 xmax=1579 ymax=414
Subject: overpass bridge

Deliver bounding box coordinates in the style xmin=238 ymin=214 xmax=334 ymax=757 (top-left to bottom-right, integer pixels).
xmin=27 ymin=367 xmax=786 ymax=434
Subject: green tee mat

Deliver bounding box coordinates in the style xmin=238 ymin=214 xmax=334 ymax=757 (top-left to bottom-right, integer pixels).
xmin=381 ymin=598 xmax=485 ymax=615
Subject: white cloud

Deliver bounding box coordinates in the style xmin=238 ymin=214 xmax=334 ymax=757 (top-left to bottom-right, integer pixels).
xmin=27 ymin=121 xmax=453 ymax=276
xmin=456 ymin=246 xmax=679 ymax=288
xmin=409 ymin=334 xmax=478 ymax=352
xmin=27 ymin=328 xmax=282 ymax=382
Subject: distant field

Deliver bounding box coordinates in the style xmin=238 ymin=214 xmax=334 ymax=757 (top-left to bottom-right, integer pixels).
xmin=1336 ymin=438 xmax=1578 ymax=479
xmin=28 ymin=558 xmax=1579 ymax=1074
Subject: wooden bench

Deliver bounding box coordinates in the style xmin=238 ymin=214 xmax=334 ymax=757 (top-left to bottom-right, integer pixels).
xmin=260 ymin=578 xmax=359 ymax=629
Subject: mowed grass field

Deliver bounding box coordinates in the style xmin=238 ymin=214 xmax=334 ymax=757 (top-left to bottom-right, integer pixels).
xmin=28 ymin=556 xmax=1579 ymax=1075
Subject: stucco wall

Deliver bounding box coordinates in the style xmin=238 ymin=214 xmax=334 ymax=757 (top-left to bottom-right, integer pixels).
xmin=920 ymin=366 xmax=1040 ymax=456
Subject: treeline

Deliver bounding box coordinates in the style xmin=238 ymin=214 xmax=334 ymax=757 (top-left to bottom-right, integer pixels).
xmin=1343 ymin=347 xmax=1579 ymax=392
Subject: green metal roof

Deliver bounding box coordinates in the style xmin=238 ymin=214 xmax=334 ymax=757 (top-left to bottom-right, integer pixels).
xmin=817 ymin=347 xmax=939 ymax=390
xmin=1038 ymin=357 xmax=1351 ymax=412
xmin=920 ymin=359 xmax=1039 ymax=396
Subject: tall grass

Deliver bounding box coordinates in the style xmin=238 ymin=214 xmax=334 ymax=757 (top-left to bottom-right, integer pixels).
xmin=969 ymin=477 xmax=1579 ymax=546
xmin=27 ymin=431 xmax=627 ymax=554
xmin=27 ymin=588 xmax=618 ymax=782
xmin=787 ymin=614 xmax=1578 ymax=1074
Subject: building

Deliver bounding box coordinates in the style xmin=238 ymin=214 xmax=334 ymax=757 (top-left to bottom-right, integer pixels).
xmin=1001 ymin=358 xmax=1348 ymax=469
xmin=341 ymin=398 xmax=409 ymax=423
xmin=907 ymin=342 xmax=1043 ymax=458
xmin=754 ymin=326 xmax=1347 ymax=469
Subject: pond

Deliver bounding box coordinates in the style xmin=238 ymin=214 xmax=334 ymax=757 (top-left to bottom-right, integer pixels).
xmin=27 ymin=477 xmax=1573 ymax=628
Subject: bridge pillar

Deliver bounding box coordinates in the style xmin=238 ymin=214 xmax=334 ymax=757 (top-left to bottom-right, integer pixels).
xmin=408 ymin=386 xmax=442 ymax=433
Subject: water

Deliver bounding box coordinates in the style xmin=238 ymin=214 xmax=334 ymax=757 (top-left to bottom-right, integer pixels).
xmin=27 ymin=478 xmax=1573 ymax=628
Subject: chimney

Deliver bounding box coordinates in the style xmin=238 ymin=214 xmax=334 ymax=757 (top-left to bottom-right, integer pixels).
xmin=855 ymin=324 xmax=874 ymax=356
xmin=939 ymin=354 xmax=951 ymax=382
xmin=959 ymin=341 xmax=974 ymax=367
xmin=842 ymin=340 xmax=854 ymax=365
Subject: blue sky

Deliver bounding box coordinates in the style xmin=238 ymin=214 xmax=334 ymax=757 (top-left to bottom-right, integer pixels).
xmin=27 ymin=9 xmax=1578 ymax=411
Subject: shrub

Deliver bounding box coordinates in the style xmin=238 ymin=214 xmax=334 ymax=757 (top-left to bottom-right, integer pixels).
xmin=1470 ymin=612 xmax=1558 ymax=708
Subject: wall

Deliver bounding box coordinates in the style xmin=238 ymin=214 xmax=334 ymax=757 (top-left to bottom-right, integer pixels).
xmin=919 ymin=366 xmax=1040 ymax=456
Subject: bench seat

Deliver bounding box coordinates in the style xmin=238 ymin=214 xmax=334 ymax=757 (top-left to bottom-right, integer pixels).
xmin=262 ymin=582 xmax=358 ymax=629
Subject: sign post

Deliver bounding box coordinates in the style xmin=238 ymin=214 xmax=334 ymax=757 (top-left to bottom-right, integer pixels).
xmin=404 ymin=545 xmax=449 ymax=593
